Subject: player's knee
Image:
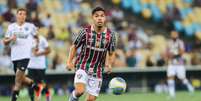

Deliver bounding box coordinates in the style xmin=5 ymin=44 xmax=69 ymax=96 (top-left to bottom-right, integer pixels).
xmin=75 ymin=83 xmax=85 ymax=96
xmin=168 ymin=76 xmax=175 ymax=80
xmin=75 ymin=90 xmax=84 ymax=97
xmin=86 ymin=97 xmax=96 ymax=101
xmin=75 ymin=87 xmax=85 ymax=96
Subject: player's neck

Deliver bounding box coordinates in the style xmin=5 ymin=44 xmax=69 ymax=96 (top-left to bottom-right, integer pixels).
xmin=94 ymin=25 xmax=105 ymax=34
xmin=17 ymin=21 xmax=25 ymax=26
xmin=172 ymin=38 xmax=178 ymax=42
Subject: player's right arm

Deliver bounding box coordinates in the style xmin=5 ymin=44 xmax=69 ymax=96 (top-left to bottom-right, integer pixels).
xmin=66 ymin=45 xmax=77 ymax=71
xmin=178 ymin=40 xmax=185 ymax=56
xmin=105 ymin=32 xmax=117 ymax=74
xmin=166 ymin=40 xmax=172 ymax=60
xmin=3 ymin=25 xmax=16 ymax=45
xmin=66 ymin=28 xmax=86 ymax=71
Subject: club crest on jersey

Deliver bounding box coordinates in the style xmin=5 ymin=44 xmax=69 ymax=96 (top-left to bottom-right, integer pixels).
xmin=25 ymin=27 xmax=29 ymax=31
xmin=102 ymin=39 xmax=108 ymax=44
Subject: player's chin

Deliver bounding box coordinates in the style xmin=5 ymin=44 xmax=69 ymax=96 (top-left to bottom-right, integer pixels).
xmin=97 ymin=25 xmax=104 ymax=28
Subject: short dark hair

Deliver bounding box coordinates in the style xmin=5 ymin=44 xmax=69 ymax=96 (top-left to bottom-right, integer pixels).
xmin=17 ymin=8 xmax=27 ymax=14
xmin=92 ymin=6 xmax=106 ymax=15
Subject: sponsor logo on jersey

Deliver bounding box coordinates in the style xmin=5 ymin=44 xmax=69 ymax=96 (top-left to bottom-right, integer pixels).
xmin=86 ymin=45 xmax=105 ymax=51
xmin=15 ymin=32 xmax=28 ymax=39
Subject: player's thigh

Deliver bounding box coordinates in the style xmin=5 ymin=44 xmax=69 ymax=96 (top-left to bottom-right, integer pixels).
xmin=35 ymin=69 xmax=46 ymax=83
xmin=14 ymin=59 xmax=29 ymax=80
xmin=13 ymin=59 xmax=30 ymax=73
xmin=176 ymin=65 xmax=186 ymax=79
xmin=86 ymin=76 xmax=102 ymax=97
xmin=167 ymin=65 xmax=176 ymax=78
xmin=27 ymin=69 xmax=36 ymax=80
xmin=86 ymin=94 xmax=97 ymax=101
xmin=74 ymin=69 xmax=88 ymax=92
xmin=12 ymin=60 xmax=18 ymax=73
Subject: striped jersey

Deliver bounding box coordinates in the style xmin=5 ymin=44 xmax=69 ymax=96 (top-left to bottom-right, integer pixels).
xmin=74 ymin=25 xmax=116 ymax=78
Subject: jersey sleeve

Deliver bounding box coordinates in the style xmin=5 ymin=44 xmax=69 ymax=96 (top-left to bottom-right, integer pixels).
xmin=108 ymin=32 xmax=117 ymax=53
xmin=179 ymin=40 xmax=185 ymax=50
xmin=30 ymin=24 xmax=37 ymax=36
xmin=42 ymin=37 xmax=49 ymax=48
xmin=5 ymin=25 xmax=12 ymax=38
xmin=73 ymin=28 xmax=86 ymax=48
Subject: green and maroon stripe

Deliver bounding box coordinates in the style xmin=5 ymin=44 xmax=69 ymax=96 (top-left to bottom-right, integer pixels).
xmin=85 ymin=30 xmax=97 ymax=72
xmin=90 ymin=32 xmax=103 ymax=75
xmin=80 ymin=27 xmax=92 ymax=70
xmin=97 ymin=29 xmax=111 ymax=78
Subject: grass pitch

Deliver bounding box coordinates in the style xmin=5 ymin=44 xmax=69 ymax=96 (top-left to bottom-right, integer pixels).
xmin=0 ymin=91 xmax=200 ymax=101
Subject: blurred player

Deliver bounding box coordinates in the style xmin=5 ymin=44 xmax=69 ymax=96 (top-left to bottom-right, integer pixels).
xmin=167 ymin=31 xmax=194 ymax=98
xmin=27 ymin=33 xmax=51 ymax=101
xmin=3 ymin=8 xmax=38 ymax=101
xmin=66 ymin=7 xmax=116 ymax=101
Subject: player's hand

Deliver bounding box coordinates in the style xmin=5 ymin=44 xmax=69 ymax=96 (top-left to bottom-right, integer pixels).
xmin=33 ymin=50 xmax=41 ymax=56
xmin=66 ymin=61 xmax=75 ymax=71
xmin=105 ymin=64 xmax=112 ymax=74
xmin=11 ymin=34 xmax=17 ymax=42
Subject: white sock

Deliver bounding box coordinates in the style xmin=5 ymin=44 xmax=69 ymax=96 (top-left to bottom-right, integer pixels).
xmin=182 ymin=79 xmax=194 ymax=93
xmin=72 ymin=90 xmax=77 ymax=99
xmin=69 ymin=90 xmax=78 ymax=101
xmin=168 ymin=79 xmax=175 ymax=98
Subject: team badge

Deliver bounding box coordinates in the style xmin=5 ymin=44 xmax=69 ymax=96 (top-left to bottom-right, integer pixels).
xmin=25 ymin=27 xmax=29 ymax=31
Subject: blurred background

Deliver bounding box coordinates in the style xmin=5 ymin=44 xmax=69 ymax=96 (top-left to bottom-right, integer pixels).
xmin=0 ymin=0 xmax=201 ymax=99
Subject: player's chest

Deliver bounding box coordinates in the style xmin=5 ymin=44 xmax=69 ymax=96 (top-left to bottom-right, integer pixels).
xmin=12 ymin=26 xmax=31 ymax=39
xmin=170 ymin=42 xmax=180 ymax=49
xmin=86 ymin=32 xmax=111 ymax=48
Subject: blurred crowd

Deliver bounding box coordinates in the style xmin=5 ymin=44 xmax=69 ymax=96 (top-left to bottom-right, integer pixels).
xmin=0 ymin=0 xmax=201 ymax=72
xmin=121 ymin=0 xmax=201 ymax=36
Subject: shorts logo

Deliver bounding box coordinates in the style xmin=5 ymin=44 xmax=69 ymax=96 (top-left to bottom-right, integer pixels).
xmin=20 ymin=67 xmax=25 ymax=71
xmin=88 ymin=79 xmax=96 ymax=88
xmin=77 ymin=74 xmax=82 ymax=79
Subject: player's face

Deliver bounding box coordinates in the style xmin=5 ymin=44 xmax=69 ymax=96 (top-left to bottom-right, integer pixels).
xmin=92 ymin=11 xmax=106 ymax=27
xmin=16 ymin=11 xmax=26 ymax=23
xmin=171 ymin=31 xmax=178 ymax=39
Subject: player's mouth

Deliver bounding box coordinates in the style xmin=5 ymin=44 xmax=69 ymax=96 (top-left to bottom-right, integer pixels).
xmin=98 ymin=22 xmax=103 ymax=25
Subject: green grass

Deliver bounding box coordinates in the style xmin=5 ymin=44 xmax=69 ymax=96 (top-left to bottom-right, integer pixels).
xmin=0 ymin=91 xmax=200 ymax=101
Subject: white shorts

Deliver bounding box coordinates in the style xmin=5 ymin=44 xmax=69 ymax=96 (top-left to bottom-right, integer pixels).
xmin=74 ymin=69 xmax=102 ymax=96
xmin=167 ymin=65 xmax=186 ymax=79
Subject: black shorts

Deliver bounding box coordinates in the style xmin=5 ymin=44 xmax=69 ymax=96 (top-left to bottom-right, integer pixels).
xmin=12 ymin=58 xmax=30 ymax=73
xmin=27 ymin=68 xmax=46 ymax=83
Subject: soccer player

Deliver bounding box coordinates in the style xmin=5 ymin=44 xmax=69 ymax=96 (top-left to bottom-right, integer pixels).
xmin=66 ymin=7 xmax=116 ymax=101
xmin=167 ymin=31 xmax=194 ymax=98
xmin=3 ymin=8 xmax=38 ymax=101
xmin=27 ymin=34 xmax=51 ymax=101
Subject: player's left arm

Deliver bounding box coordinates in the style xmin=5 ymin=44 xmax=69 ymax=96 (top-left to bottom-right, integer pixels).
xmin=34 ymin=47 xmax=51 ymax=56
xmin=31 ymin=24 xmax=39 ymax=40
xmin=34 ymin=37 xmax=51 ymax=56
xmin=106 ymin=32 xmax=117 ymax=73
xmin=178 ymin=40 xmax=185 ymax=57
